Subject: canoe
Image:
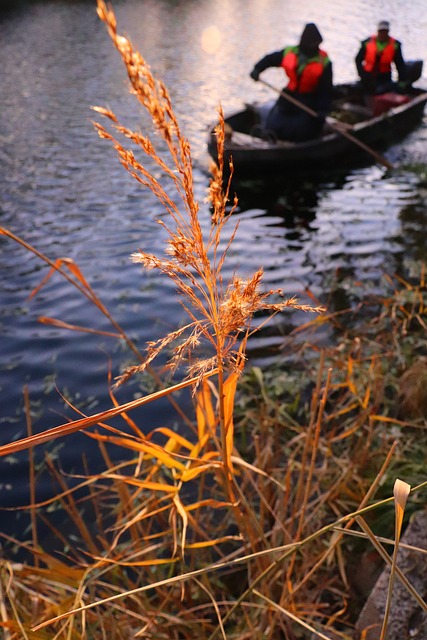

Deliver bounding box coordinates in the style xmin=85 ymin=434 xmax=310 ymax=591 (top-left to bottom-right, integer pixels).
xmin=207 ymin=83 xmax=427 ymax=175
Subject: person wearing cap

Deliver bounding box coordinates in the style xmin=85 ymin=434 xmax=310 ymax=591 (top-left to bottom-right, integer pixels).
xmin=355 ymin=20 xmax=406 ymax=95
xmin=249 ymin=23 xmax=333 ymax=141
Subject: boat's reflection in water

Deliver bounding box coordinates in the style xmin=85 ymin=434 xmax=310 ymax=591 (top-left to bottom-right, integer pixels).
xmin=229 ymin=168 xmax=349 ymax=229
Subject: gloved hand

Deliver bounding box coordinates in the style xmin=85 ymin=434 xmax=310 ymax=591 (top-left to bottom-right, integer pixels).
xmin=250 ymin=68 xmax=260 ymax=82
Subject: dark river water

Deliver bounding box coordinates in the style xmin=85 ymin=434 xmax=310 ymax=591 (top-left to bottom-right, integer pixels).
xmin=1 ymin=0 xmax=427 ymax=522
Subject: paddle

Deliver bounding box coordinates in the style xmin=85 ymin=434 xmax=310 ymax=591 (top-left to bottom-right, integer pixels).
xmin=258 ymin=78 xmax=394 ymax=170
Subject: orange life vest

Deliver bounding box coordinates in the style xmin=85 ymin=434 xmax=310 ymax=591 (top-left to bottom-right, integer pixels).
xmin=281 ymin=46 xmax=329 ymax=93
xmin=363 ymin=36 xmax=396 ymax=73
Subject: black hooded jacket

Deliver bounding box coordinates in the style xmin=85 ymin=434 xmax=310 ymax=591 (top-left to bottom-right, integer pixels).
xmin=250 ymin=23 xmax=333 ymax=117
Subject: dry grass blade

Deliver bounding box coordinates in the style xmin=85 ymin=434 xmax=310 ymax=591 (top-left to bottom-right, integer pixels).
xmin=193 ymin=578 xmax=227 ymax=640
xmin=253 ymin=590 xmax=334 ymax=640
xmin=0 ymin=372 xmax=217 ymax=457
xmin=379 ymin=478 xmax=411 ymax=640
xmin=0 ymin=564 xmax=29 ymax=640
xmin=0 ymin=226 xmax=142 ymax=361
xmin=0 ymin=568 xmax=12 ymax=640
xmin=37 ymin=316 xmax=122 ymax=338
xmin=333 ymin=526 xmax=427 ymax=556
xmin=23 ymin=387 xmax=39 ymax=570
xmin=355 ymin=516 xmax=427 ymax=612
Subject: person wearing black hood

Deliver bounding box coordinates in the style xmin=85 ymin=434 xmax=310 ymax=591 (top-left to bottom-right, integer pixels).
xmin=249 ymin=23 xmax=333 ymax=141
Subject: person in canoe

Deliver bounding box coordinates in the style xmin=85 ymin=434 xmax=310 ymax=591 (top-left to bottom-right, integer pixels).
xmin=249 ymin=22 xmax=333 ymax=142
xmin=355 ymin=20 xmax=407 ymax=95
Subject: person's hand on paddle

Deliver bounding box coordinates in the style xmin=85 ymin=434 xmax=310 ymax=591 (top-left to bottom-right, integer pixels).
xmin=326 ymin=116 xmax=353 ymax=131
xmin=250 ymin=68 xmax=260 ymax=82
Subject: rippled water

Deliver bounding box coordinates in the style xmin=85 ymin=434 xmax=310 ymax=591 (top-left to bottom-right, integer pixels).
xmin=1 ymin=0 xmax=426 ymax=516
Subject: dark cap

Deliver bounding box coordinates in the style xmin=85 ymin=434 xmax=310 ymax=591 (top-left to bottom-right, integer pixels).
xmin=377 ymin=20 xmax=390 ymax=31
xmin=299 ymin=23 xmax=323 ymax=48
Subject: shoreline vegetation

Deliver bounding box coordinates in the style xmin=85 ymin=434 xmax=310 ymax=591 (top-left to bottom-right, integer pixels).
xmin=1 ymin=1 xmax=426 ymax=638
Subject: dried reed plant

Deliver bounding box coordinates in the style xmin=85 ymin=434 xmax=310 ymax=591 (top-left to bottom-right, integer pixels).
xmin=91 ymin=0 xmax=323 ymax=490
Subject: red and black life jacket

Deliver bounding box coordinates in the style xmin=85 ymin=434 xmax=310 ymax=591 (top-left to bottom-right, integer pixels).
xmin=363 ymin=36 xmax=396 ymax=73
xmin=281 ymin=46 xmax=329 ymax=93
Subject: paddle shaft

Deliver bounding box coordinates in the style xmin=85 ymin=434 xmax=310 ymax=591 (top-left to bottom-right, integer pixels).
xmin=259 ymin=79 xmax=394 ymax=170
